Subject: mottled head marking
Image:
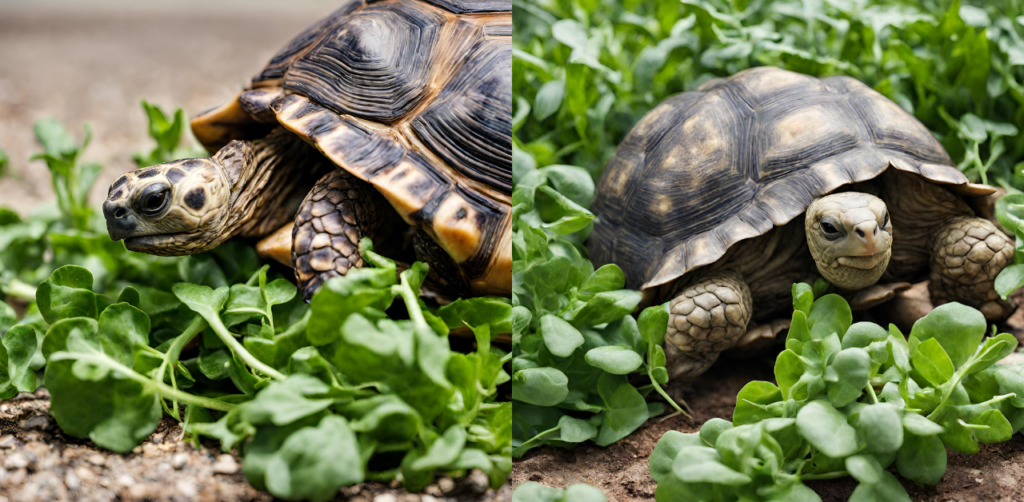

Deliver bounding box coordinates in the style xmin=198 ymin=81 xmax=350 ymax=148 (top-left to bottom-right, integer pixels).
xmin=805 ymin=192 xmax=892 ymax=290
xmin=102 ymin=141 xmax=252 ymax=255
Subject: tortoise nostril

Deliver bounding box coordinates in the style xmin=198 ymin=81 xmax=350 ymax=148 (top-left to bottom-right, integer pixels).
xmin=873 ymin=226 xmax=878 ymax=235
xmin=113 ymin=207 xmax=126 ymax=219
xmin=856 ymin=228 xmax=865 ymax=238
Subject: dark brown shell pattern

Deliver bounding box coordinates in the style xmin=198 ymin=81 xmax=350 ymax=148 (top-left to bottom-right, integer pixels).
xmin=589 ymin=66 xmax=973 ymax=292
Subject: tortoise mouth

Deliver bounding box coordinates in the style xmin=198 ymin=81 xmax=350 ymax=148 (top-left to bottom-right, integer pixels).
xmin=837 ymin=251 xmax=889 ymax=270
xmin=124 ymin=234 xmax=188 ymax=255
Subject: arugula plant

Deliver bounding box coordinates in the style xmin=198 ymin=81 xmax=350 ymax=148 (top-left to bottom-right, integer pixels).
xmin=648 ymin=284 xmax=1024 ymax=502
xmin=133 ymin=100 xmax=206 ymax=168
xmin=512 ymin=162 xmax=684 ymax=457
xmin=8 ymin=237 xmax=511 ymax=500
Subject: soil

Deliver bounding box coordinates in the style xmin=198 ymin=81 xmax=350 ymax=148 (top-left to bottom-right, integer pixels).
xmin=511 ymin=341 xmax=1024 ymax=502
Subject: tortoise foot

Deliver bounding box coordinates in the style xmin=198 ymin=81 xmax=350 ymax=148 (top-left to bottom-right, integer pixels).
xmin=929 ymin=216 xmax=1014 ymax=320
xmin=665 ymin=272 xmax=752 ymax=380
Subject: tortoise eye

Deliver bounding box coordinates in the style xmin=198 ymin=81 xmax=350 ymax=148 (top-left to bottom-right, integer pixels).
xmin=883 ymin=212 xmax=890 ymax=227
xmin=820 ymin=220 xmax=842 ymax=239
xmin=139 ymin=186 xmax=169 ymax=215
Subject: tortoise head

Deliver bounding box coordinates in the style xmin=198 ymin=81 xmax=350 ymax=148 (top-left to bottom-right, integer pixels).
xmin=805 ymin=192 xmax=892 ymax=290
xmin=103 ymin=141 xmax=251 ymax=255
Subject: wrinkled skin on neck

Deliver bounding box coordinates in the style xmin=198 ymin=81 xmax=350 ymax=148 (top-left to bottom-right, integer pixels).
xmin=805 ymin=192 xmax=892 ymax=290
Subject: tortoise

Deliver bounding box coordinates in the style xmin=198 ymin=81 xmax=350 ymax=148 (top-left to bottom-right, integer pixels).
xmin=102 ymin=0 xmax=512 ymax=299
xmin=589 ymin=67 xmax=1014 ymax=380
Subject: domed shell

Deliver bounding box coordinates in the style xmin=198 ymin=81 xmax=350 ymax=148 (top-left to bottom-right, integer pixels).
xmin=191 ymin=0 xmax=512 ymax=295
xmin=589 ymin=66 xmax=980 ymax=292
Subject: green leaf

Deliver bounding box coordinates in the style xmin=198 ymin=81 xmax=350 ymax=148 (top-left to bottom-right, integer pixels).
xmin=3 ymin=325 xmax=40 ymax=394
xmin=410 ymin=425 xmax=466 ymax=471
xmin=540 ymin=315 xmax=584 ymax=357
xmin=842 ymin=322 xmax=888 ymax=349
xmin=964 ymin=333 xmax=1018 ymax=375
xmin=264 ymin=415 xmax=364 ymax=502
xmin=36 ymin=266 xmax=97 ymax=323
xmin=995 ymin=264 xmax=1024 ymax=299
xmin=897 ymin=432 xmax=946 ymax=485
xmin=825 ymin=348 xmax=871 ymax=408
xmin=698 ymin=418 xmax=733 ymax=448
xmin=903 ymin=413 xmax=945 ymax=436
xmin=807 ymin=294 xmax=852 ymax=340
xmin=671 ymin=447 xmax=751 ymax=485
xmin=240 ymin=375 xmax=334 ymax=426
xmin=584 ymin=346 xmax=644 ymax=374
xmin=846 ymin=454 xmax=884 ymax=485
xmin=848 ymin=470 xmax=912 ymax=502
xmin=534 ymin=80 xmax=566 ymax=121
xmin=912 ymin=338 xmax=956 ymax=386
xmin=571 ymin=290 xmax=642 ymax=326
xmin=857 ymin=403 xmax=903 ymax=454
xmin=595 ymin=374 xmax=648 ymax=446
xmin=558 ymin=415 xmax=598 ymax=443
xmin=910 ymin=302 xmax=986 ymax=367
xmin=649 ymin=431 xmax=702 ymax=483
xmin=512 ymin=368 xmax=569 ymax=406
xmin=796 ymin=400 xmax=858 ymax=458
xmin=733 ymin=381 xmax=782 ymax=426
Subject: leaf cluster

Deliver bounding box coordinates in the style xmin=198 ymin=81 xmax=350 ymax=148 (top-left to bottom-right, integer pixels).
xmin=132 ymin=101 xmax=207 ymax=168
xmin=512 ymin=481 xmax=608 ymax=502
xmin=649 ymin=284 xmax=1024 ymax=501
xmin=512 ymin=161 xmax=683 ymax=456
xmin=5 ymin=238 xmax=511 ymax=500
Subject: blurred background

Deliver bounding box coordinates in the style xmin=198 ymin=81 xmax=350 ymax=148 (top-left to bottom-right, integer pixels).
xmin=0 ymin=0 xmax=337 ymax=214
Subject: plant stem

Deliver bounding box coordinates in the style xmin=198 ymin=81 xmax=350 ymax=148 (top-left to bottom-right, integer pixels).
xmin=2 ymin=278 xmax=37 ymax=301
xmin=205 ymin=313 xmax=286 ymax=381
xmin=155 ymin=316 xmax=206 ymax=404
xmin=52 ymin=352 xmax=236 ymax=412
xmin=803 ymin=471 xmax=848 ymax=481
xmin=395 ymin=273 xmax=430 ymax=334
xmin=865 ymin=383 xmax=879 ymax=404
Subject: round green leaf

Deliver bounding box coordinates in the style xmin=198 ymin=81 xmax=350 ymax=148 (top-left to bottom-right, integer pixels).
xmin=584 ymin=346 xmax=643 ymax=374
xmin=910 ymin=302 xmax=985 ymax=368
xmin=796 ymin=400 xmax=858 ymax=458
xmin=540 ymin=315 xmax=584 ymax=357
xmin=897 ymin=432 xmax=946 ymax=485
xmin=857 ymin=403 xmax=903 ymax=454
xmin=512 ymin=368 xmax=569 ymax=406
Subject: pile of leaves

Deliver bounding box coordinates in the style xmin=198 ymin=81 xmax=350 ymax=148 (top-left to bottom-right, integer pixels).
xmin=648 ymin=285 xmax=1024 ymax=502
xmin=1 ymin=106 xmax=512 ymax=500
xmin=511 ymin=163 xmax=684 ymax=457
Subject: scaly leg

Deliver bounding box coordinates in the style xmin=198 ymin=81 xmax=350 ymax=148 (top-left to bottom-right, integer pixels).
xmin=665 ymin=272 xmax=752 ymax=379
xmin=291 ymin=170 xmax=390 ymax=300
xmin=929 ymin=216 xmax=1014 ymax=320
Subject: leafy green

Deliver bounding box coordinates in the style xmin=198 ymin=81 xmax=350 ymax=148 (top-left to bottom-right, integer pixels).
xmin=648 ymin=283 xmax=1024 ymax=501
xmin=133 ymin=101 xmax=207 ymax=167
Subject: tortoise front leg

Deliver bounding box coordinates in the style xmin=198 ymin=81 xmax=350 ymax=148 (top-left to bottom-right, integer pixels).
xmin=929 ymin=216 xmax=1014 ymax=320
xmin=291 ymin=170 xmax=390 ymax=300
xmin=665 ymin=272 xmax=752 ymax=380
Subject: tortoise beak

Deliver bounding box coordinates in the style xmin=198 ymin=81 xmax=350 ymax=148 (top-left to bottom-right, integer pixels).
xmin=103 ymin=200 xmax=135 ymax=241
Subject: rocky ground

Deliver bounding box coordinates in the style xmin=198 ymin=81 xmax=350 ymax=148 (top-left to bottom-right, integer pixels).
xmin=0 ymin=389 xmax=511 ymax=502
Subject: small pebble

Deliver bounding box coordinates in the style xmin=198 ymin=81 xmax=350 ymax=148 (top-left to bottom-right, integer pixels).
xmin=86 ymin=454 xmax=106 ymax=466
xmin=422 ymin=496 xmax=441 ymax=502
xmin=176 ymin=479 xmax=197 ymax=497
xmin=437 ymin=477 xmax=456 ymax=494
xmin=64 ymin=470 xmax=80 ymax=491
xmin=212 ymin=454 xmax=239 ymax=474
xmin=4 ymin=452 xmax=29 ymax=469
xmin=424 ymin=484 xmax=442 ymax=496
xmin=0 ymin=436 xmax=17 ymax=449
xmin=373 ymin=494 xmax=399 ymax=502
xmin=7 ymin=468 xmax=26 ymax=486
xmin=466 ymin=469 xmax=489 ymax=494
xmin=151 ymin=432 xmax=165 ymax=444
xmin=18 ymin=414 xmax=49 ymax=431
xmin=117 ymin=474 xmax=135 ymax=487
xmin=171 ymin=453 xmax=189 ymax=470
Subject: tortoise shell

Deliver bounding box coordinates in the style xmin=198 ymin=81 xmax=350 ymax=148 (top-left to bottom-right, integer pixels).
xmin=589 ymin=66 xmax=979 ymax=293
xmin=190 ymin=0 xmax=511 ymax=295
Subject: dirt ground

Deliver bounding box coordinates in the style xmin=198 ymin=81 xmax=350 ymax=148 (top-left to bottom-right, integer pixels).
xmin=511 ymin=331 xmax=1024 ymax=502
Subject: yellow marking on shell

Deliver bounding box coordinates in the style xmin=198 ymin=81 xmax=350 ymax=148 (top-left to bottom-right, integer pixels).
xmin=737 ymin=67 xmax=817 ymax=99
xmin=653 ymin=194 xmax=673 ymax=214
xmin=472 ymin=216 xmax=511 ymax=296
xmin=370 ymin=160 xmax=434 ymax=224
xmin=256 ymin=222 xmax=294 ymax=266
xmin=765 ymin=105 xmax=852 ymax=161
xmin=190 ymin=91 xmax=256 ymax=153
xmin=431 ymin=192 xmax=481 ymax=263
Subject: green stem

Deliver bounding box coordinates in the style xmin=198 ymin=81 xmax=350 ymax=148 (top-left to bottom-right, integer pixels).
xmin=516 ymin=425 xmax=562 ymax=451
xmin=865 ymin=383 xmax=879 ymax=404
xmin=650 ymin=367 xmax=691 ymax=418
xmin=395 ymin=274 xmax=430 ymax=334
xmin=52 ymin=352 xmax=235 ymax=412
xmin=802 ymin=471 xmax=848 ymax=481
xmin=2 ymin=278 xmax=37 ymax=301
xmin=154 ymin=316 xmax=206 ymax=385
xmin=205 ymin=314 xmax=286 ymax=381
